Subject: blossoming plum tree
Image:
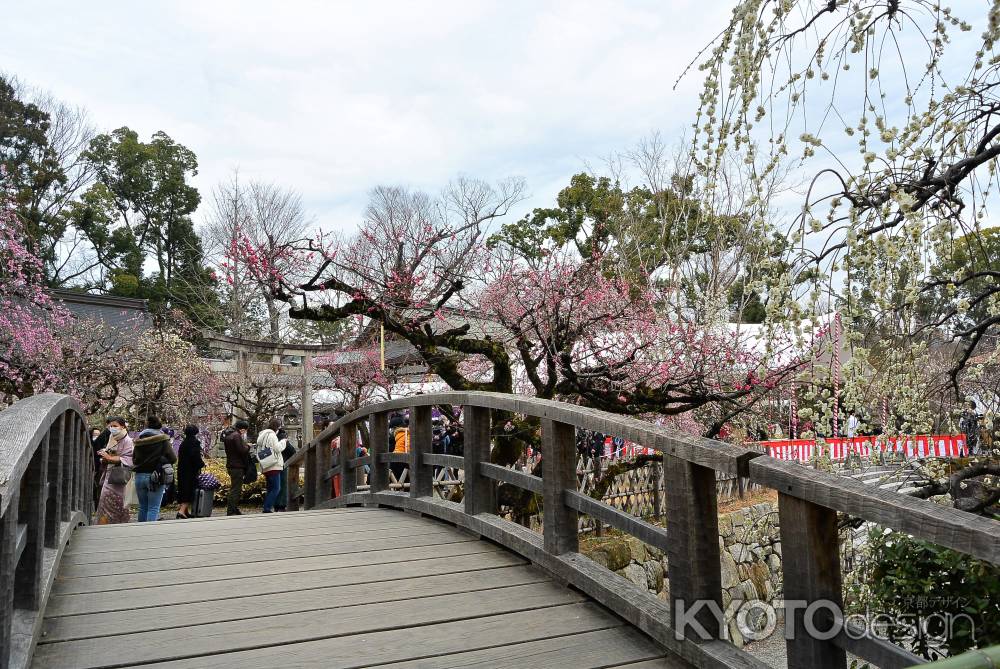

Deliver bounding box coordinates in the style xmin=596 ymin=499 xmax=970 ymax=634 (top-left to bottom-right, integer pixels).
xmin=0 ymin=180 xmax=71 ymax=400
xmin=232 ymin=167 xmax=807 ymax=473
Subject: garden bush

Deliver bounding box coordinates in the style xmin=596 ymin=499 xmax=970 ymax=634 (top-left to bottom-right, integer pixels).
xmin=202 ymin=458 xmax=266 ymax=505
xmin=862 ymin=528 xmax=1000 ymax=660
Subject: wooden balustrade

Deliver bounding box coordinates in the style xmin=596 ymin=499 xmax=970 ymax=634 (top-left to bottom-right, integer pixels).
xmin=0 ymin=394 xmax=93 ymax=669
xmin=284 ymin=391 xmax=1000 ymax=669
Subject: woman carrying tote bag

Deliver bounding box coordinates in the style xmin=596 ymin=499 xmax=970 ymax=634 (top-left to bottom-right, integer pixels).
xmin=256 ymin=418 xmax=285 ymax=513
xmin=95 ymin=416 xmax=134 ymax=524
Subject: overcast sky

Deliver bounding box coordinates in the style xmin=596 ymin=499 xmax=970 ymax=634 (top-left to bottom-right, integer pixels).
xmin=2 ymin=1 xmax=735 ymax=232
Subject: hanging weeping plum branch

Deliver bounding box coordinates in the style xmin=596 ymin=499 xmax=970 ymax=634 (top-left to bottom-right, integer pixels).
xmin=686 ymin=0 xmax=1000 ymax=434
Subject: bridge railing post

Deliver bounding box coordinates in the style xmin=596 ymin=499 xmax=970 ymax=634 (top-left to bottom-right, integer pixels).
xmin=316 ymin=433 xmax=332 ymax=506
xmin=410 ymin=406 xmax=433 ymax=499
xmin=44 ymin=416 xmax=64 ymax=548
xmin=14 ymin=436 xmax=49 ymax=611
xmin=304 ymin=445 xmax=318 ymax=509
xmin=286 ymin=459 xmax=301 ymax=511
xmin=340 ymin=420 xmax=358 ymax=498
xmin=59 ymin=413 xmax=72 ymax=523
xmin=368 ymin=411 xmax=389 ymax=495
xmin=0 ymin=486 xmax=19 ymax=668
xmin=663 ymin=452 xmax=723 ymax=640
xmin=778 ymin=492 xmax=846 ymax=669
xmin=464 ymin=406 xmax=494 ymax=515
xmin=542 ymin=419 xmax=578 ymax=555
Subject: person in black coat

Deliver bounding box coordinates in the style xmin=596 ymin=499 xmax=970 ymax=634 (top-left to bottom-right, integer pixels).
xmin=176 ymin=425 xmax=205 ymax=519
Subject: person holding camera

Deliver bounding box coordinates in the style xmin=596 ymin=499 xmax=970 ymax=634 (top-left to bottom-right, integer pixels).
xmin=132 ymin=416 xmax=178 ymax=522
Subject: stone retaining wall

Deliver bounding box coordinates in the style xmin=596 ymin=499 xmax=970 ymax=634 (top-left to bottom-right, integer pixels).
xmin=581 ymin=500 xmax=865 ymax=648
xmin=581 ymin=502 xmax=781 ymax=648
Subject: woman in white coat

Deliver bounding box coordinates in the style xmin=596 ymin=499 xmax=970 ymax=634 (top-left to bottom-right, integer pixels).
xmin=257 ymin=418 xmax=285 ymax=513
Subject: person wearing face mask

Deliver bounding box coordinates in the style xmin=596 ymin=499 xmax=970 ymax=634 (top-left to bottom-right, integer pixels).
xmin=95 ymin=417 xmax=134 ymax=524
xmin=91 ymin=417 xmax=113 ymax=508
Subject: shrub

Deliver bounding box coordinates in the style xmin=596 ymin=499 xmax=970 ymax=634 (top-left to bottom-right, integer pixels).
xmin=202 ymin=458 xmax=266 ymax=505
xmin=862 ymin=528 xmax=1000 ymax=660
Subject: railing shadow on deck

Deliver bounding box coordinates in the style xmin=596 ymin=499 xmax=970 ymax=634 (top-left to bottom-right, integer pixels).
xmin=0 ymin=394 xmax=93 ymax=669
xmin=286 ymin=391 xmax=1000 ymax=669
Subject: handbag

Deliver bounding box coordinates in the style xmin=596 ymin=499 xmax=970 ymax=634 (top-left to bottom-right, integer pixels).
xmin=107 ymin=464 xmax=132 ymax=485
xmin=150 ymin=462 xmax=175 ymax=487
xmin=257 ymin=444 xmax=280 ymax=470
xmin=243 ymin=465 xmax=258 ymax=484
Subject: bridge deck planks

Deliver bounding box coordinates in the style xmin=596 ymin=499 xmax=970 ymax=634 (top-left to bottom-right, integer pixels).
xmin=34 ymin=508 xmax=689 ymax=669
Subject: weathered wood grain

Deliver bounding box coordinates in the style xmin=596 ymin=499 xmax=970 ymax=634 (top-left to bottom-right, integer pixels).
xmin=0 ymin=492 xmax=18 ymax=668
xmin=480 ymin=462 xmax=543 ymax=493
xmin=52 ymin=539 xmax=496 ymax=595
xmin=368 ymin=411 xmax=389 ymax=494
xmin=542 ymin=419 xmax=578 ymax=555
xmin=331 ymin=493 xmax=770 ymax=669
xmin=409 ymin=405 xmax=433 ymax=499
xmin=113 ymin=602 xmax=625 ymax=669
xmin=377 ymin=627 xmax=684 ymax=669
xmin=778 ymin=491 xmax=846 ymax=669
xmin=463 ymin=405 xmax=495 ymax=515
xmin=422 ymin=453 xmax=463 ymax=468
xmin=36 ymin=582 xmax=587 ymax=668
xmin=43 ymin=426 xmax=62 ymax=550
xmin=57 ymin=527 xmax=470 ymax=578
xmin=45 ymin=546 xmax=525 ymax=617
xmin=378 ymin=452 xmax=411 ymax=463
xmin=339 ymin=421 xmax=359 ymax=497
xmin=41 ymin=564 xmax=548 ymax=644
xmin=664 ymin=454 xmax=723 ymax=640
xmin=68 ymin=505 xmax=385 ymax=542
xmin=751 ymin=457 xmax=1000 ymax=563
xmin=14 ymin=444 xmax=48 ymax=609
xmin=62 ymin=515 xmax=442 ymax=561
xmin=0 ymin=394 xmax=92 ymax=669
xmin=564 ymin=490 xmax=669 ymax=553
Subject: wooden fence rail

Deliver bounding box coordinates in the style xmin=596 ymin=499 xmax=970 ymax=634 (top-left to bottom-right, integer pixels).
xmin=0 ymin=394 xmax=93 ymax=669
xmin=286 ymin=391 xmax=1000 ymax=669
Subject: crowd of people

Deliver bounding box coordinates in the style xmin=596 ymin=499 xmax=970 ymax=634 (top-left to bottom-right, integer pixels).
xmin=89 ymin=414 xmax=299 ymax=524
xmin=362 ymin=410 xmax=464 ymax=487
xmin=87 ymin=407 xmax=478 ymax=524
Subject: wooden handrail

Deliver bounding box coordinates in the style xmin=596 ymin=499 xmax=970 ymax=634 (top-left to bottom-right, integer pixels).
xmin=287 ymin=392 xmax=1000 ymax=669
xmin=0 ymin=393 xmax=93 ymax=669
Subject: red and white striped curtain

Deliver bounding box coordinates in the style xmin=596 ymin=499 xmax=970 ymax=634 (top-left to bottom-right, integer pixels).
xmin=761 ymin=435 xmax=968 ymax=462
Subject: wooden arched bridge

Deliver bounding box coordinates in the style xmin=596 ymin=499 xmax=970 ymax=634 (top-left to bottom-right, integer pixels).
xmin=1 ymin=393 xmax=997 ymax=669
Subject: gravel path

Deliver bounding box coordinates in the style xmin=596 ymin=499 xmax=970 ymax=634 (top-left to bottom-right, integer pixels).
xmin=745 ymin=631 xmax=865 ymax=668
xmin=745 ymin=633 xmax=788 ymax=668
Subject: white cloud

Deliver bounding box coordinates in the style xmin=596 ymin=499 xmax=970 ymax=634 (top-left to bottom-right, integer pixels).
xmin=1 ymin=0 xmax=730 ymax=232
